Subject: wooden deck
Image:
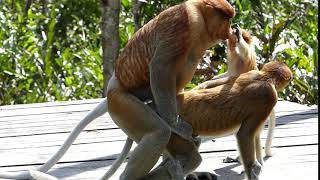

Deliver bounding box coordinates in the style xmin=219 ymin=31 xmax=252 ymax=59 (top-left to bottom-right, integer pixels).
xmin=0 ymin=99 xmax=318 ymax=180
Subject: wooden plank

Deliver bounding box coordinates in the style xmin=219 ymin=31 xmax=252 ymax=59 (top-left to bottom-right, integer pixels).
xmin=0 ymin=116 xmax=317 ymax=167
xmin=0 ymin=101 xmax=317 ymax=138
xmin=0 ymin=113 xmax=316 ymax=138
xmin=196 ymin=144 xmax=318 ymax=180
xmin=0 ymin=144 xmax=317 ymax=180
xmin=0 ymin=99 xmax=317 ymax=119
xmin=0 ymin=100 xmax=317 ymax=180
xmin=1 ymin=115 xmax=316 ymax=150
xmin=0 ymin=120 xmax=316 ymax=152
xmin=0 ymin=99 xmax=102 ymax=110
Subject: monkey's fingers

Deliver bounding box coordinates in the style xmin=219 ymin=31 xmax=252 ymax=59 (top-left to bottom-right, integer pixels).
xmin=171 ymin=119 xmax=194 ymax=142
xmin=234 ymin=25 xmax=241 ymax=42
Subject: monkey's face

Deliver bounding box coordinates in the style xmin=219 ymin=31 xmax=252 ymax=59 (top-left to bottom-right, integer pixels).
xmin=261 ymin=62 xmax=293 ymax=91
xmin=202 ymin=0 xmax=235 ymax=41
xmin=275 ymin=68 xmax=293 ymax=91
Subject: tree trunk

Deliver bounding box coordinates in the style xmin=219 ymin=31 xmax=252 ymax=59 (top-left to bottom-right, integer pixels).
xmin=101 ymin=0 xmax=120 ymax=96
xmin=25 ymin=0 xmax=33 ymax=15
xmin=132 ymin=0 xmax=142 ymax=32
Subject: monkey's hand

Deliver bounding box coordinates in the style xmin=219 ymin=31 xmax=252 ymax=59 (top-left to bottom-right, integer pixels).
xmin=227 ymin=31 xmax=238 ymax=48
xmin=234 ymin=24 xmax=241 ymax=42
xmin=170 ymin=115 xmax=194 ymax=142
xmin=228 ymin=24 xmax=241 ymax=48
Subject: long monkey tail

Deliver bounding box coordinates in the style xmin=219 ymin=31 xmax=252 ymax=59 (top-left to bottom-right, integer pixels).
xmin=0 ymin=98 xmax=108 ymax=179
xmin=100 ymin=138 xmax=133 ymax=180
xmin=265 ymin=109 xmax=275 ymax=157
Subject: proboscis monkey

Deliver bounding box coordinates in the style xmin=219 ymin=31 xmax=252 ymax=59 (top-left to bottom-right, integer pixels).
xmin=194 ymin=25 xmax=276 ymax=162
xmin=0 ymin=0 xmax=235 ymax=179
xmin=148 ymin=61 xmax=293 ymax=180
xmin=98 ymin=30 xmax=291 ymax=180
xmin=56 ymin=61 xmax=290 ymax=180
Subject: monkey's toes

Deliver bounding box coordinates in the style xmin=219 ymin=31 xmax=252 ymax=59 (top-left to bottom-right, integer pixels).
xmin=186 ymin=172 xmax=218 ymax=180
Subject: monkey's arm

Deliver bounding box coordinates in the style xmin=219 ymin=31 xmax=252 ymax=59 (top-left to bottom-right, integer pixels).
xmin=236 ymin=29 xmax=253 ymax=61
xmin=150 ymin=50 xmax=193 ymax=141
xmin=193 ymin=76 xmax=233 ymax=90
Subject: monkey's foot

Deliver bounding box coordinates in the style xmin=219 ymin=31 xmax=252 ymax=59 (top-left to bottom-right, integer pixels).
xmin=186 ymin=172 xmax=218 ymax=180
xmin=223 ymin=156 xmax=240 ymax=163
xmin=265 ymin=149 xmax=273 ymax=157
xmin=171 ymin=117 xmax=194 ymax=142
xmin=165 ymin=159 xmax=184 ymax=180
xmin=249 ymin=162 xmax=262 ymax=180
xmin=257 ymin=157 xmax=264 ymax=166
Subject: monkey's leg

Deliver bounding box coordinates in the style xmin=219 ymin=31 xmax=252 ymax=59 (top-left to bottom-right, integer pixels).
xmin=142 ymin=134 xmax=203 ymax=180
xmin=107 ymin=82 xmax=173 ymax=180
xmin=236 ymin=121 xmax=262 ymax=180
xmin=265 ymin=109 xmax=275 ymax=157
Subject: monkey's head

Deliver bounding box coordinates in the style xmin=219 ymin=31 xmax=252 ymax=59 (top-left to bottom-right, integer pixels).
xmin=200 ymin=0 xmax=235 ymax=42
xmin=261 ymin=61 xmax=293 ymax=91
xmin=227 ymin=25 xmax=252 ymax=48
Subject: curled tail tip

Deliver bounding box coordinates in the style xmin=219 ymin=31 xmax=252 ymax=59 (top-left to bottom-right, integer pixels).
xmin=29 ymin=170 xmax=58 ymax=180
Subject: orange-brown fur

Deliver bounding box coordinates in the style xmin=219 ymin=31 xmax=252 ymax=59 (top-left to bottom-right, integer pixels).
xmin=0 ymin=1 xmax=236 ymax=180
xmin=106 ymin=0 xmax=236 ymax=179
xmin=114 ymin=0 xmax=235 ymax=91
xmin=115 ymin=4 xmax=191 ymax=89
xmin=167 ymin=61 xmax=292 ymax=180
xmin=176 ymin=62 xmax=292 ymax=136
xmin=179 ymin=72 xmax=276 ymax=136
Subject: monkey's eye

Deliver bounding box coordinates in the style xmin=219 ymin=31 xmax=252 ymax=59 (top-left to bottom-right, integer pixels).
xmin=217 ymin=9 xmax=231 ymax=20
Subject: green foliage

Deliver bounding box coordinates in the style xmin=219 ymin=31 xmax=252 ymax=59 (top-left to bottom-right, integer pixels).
xmin=0 ymin=0 xmax=103 ymax=105
xmin=234 ymin=0 xmax=318 ymax=105
xmin=191 ymin=0 xmax=318 ymax=105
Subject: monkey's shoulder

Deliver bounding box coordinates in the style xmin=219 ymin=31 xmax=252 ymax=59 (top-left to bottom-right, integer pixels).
xmin=239 ymin=80 xmax=278 ymax=106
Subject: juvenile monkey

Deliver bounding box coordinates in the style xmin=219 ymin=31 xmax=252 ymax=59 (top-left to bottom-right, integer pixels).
xmin=155 ymin=61 xmax=293 ymax=180
xmin=0 ymin=0 xmax=235 ymax=179
xmin=194 ymin=25 xmax=276 ymax=160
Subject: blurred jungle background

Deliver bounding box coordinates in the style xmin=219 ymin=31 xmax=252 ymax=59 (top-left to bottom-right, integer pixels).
xmin=0 ymin=0 xmax=318 ymax=105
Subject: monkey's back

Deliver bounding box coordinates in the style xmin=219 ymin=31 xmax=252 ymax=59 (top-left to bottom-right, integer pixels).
xmin=178 ymin=77 xmax=277 ymax=136
xmin=115 ymin=3 xmax=191 ymax=90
